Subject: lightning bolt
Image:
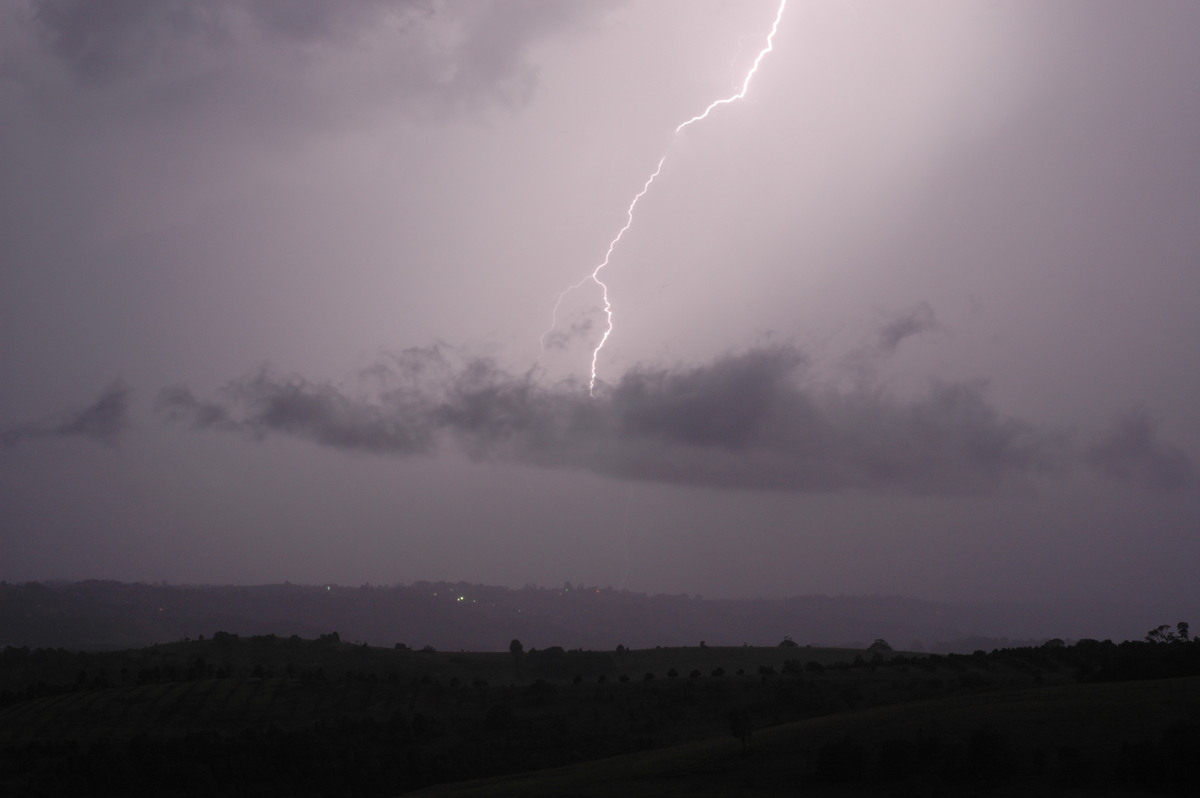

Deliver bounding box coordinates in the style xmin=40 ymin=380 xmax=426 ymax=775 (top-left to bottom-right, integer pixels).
xmin=543 ymin=0 xmax=787 ymax=396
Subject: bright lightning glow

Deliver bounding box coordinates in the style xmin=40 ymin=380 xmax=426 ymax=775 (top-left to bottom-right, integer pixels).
xmin=540 ymin=158 xmax=665 ymax=366
xmin=675 ymin=0 xmax=787 ymax=133
xmin=545 ymin=0 xmax=787 ymax=396
xmin=586 ymin=157 xmax=665 ymax=394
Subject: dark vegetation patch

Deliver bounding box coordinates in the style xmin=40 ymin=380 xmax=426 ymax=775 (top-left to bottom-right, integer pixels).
xmin=1 ymin=627 xmax=1198 ymax=795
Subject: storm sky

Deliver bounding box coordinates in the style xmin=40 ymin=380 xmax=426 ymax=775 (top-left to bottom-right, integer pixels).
xmin=2 ymin=0 xmax=1198 ymax=624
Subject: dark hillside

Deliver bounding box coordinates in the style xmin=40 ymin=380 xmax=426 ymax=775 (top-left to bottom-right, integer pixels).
xmin=414 ymin=676 xmax=1200 ymax=797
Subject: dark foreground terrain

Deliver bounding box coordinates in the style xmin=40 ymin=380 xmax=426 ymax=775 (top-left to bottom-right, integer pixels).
xmin=1 ymin=628 xmax=1198 ymax=796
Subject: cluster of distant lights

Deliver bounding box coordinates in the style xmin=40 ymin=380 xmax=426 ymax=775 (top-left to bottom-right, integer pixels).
xmin=434 ymin=586 xmax=603 ymax=609
xmin=318 ymin=585 xmax=602 ymax=611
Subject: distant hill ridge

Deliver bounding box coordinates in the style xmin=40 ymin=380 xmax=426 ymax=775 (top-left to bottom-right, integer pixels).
xmin=0 ymin=579 xmax=1180 ymax=652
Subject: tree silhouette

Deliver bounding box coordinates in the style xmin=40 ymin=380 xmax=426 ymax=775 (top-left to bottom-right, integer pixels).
xmin=728 ymin=707 xmax=753 ymax=752
xmin=509 ymin=639 xmax=524 ymax=680
xmin=1145 ymin=623 xmax=1191 ymax=644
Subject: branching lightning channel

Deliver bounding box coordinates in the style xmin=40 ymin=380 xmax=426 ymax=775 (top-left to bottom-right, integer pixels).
xmin=543 ymin=0 xmax=787 ymax=396
xmin=674 ymin=0 xmax=786 ymax=133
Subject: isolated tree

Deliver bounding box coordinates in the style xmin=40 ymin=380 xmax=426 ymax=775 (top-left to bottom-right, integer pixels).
xmin=1146 ymin=625 xmax=1171 ymax=643
xmin=867 ymin=638 xmax=892 ymax=652
xmin=509 ymin=638 xmax=524 ymax=680
xmin=728 ymin=707 xmax=753 ymax=752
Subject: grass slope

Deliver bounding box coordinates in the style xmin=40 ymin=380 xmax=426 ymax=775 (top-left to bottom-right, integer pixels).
xmin=413 ymin=676 xmax=1200 ymax=797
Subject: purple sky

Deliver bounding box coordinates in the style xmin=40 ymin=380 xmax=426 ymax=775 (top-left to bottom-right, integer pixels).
xmin=2 ymin=1 xmax=1198 ymax=624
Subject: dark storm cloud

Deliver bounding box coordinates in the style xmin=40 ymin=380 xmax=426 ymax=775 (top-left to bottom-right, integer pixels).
xmin=1086 ymin=408 xmax=1196 ymax=492
xmin=241 ymin=0 xmax=423 ymax=43
xmin=31 ymin=0 xmax=225 ymax=81
xmin=155 ymin=386 xmax=237 ymax=431
xmin=23 ymin=0 xmax=606 ymax=114
xmin=1 ymin=381 xmax=131 ymax=448
xmin=29 ymin=0 xmax=427 ymax=80
xmin=158 ymin=371 xmax=433 ymax=455
xmin=877 ymin=302 xmax=938 ymax=356
xmin=838 ymin=302 xmax=942 ymax=387
xmin=613 ymin=348 xmax=804 ymax=450
xmin=160 ymin=347 xmax=1064 ymax=495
